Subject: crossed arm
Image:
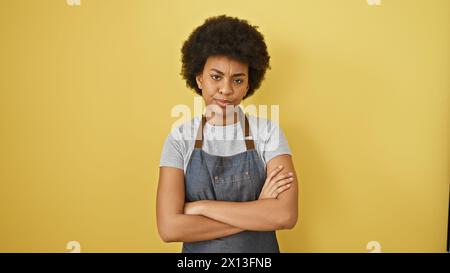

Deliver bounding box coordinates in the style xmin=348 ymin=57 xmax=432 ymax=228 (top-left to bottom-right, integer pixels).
xmin=156 ymin=154 xmax=298 ymax=243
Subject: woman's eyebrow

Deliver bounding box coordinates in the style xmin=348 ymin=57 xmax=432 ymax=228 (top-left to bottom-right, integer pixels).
xmin=210 ymin=68 xmax=246 ymax=77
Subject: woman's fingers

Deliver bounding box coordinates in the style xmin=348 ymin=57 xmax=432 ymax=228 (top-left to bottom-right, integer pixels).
xmin=267 ymin=165 xmax=284 ymax=182
xmin=268 ymin=176 xmax=293 ymax=192
xmin=262 ymin=165 xmax=284 ymax=190
xmin=268 ymin=177 xmax=293 ymax=197
xmin=274 ymin=184 xmax=292 ymax=196
xmin=268 ymin=172 xmax=294 ymax=188
xmin=259 ymin=165 xmax=294 ymax=199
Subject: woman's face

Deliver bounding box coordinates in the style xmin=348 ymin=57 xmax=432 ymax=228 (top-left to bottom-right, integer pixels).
xmin=195 ymin=55 xmax=249 ymax=116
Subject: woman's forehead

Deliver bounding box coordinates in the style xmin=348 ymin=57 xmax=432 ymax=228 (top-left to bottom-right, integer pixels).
xmin=204 ymin=55 xmax=248 ymax=72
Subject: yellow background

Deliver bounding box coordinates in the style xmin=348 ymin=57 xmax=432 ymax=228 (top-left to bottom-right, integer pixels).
xmin=0 ymin=0 xmax=449 ymax=253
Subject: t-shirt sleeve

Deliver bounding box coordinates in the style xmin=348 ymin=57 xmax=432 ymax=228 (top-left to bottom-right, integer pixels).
xmin=159 ymin=132 xmax=184 ymax=170
xmin=261 ymin=119 xmax=292 ymax=164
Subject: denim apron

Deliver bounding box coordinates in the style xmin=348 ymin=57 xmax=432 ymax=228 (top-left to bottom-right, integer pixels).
xmin=182 ymin=112 xmax=280 ymax=253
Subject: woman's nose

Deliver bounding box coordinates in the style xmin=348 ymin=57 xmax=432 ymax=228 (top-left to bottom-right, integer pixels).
xmin=219 ymin=80 xmax=233 ymax=95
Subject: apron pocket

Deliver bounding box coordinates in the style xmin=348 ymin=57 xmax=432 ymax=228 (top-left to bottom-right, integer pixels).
xmin=213 ymin=171 xmax=258 ymax=202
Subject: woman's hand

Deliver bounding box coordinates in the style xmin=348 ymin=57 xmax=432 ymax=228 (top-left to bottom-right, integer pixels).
xmin=258 ymin=165 xmax=294 ymax=200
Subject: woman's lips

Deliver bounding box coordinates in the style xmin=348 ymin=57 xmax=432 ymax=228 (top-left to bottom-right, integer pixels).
xmin=214 ymin=98 xmax=232 ymax=108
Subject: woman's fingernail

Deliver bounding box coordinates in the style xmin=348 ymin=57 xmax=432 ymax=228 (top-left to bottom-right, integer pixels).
xmin=288 ymin=172 xmax=293 ymax=175
xmin=278 ymin=165 xmax=283 ymax=169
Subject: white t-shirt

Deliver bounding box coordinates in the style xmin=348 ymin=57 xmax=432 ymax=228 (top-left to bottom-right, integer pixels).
xmin=159 ymin=108 xmax=292 ymax=174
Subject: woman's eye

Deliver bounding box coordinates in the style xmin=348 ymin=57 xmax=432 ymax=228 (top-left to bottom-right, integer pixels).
xmin=210 ymin=75 xmax=244 ymax=84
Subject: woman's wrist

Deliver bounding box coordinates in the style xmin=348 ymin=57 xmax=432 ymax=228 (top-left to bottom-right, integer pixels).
xmin=184 ymin=200 xmax=209 ymax=216
xmin=196 ymin=200 xmax=209 ymax=216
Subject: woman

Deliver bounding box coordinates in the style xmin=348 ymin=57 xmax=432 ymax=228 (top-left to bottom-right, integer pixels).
xmin=157 ymin=15 xmax=298 ymax=253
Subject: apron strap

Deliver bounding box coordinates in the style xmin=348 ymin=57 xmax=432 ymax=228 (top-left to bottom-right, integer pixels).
xmin=194 ymin=115 xmax=207 ymax=148
xmin=242 ymin=113 xmax=255 ymax=150
xmin=194 ymin=111 xmax=255 ymax=150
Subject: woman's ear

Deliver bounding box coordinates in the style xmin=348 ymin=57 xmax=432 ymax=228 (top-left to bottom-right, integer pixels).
xmin=244 ymin=84 xmax=249 ymax=95
xmin=195 ymin=74 xmax=203 ymax=90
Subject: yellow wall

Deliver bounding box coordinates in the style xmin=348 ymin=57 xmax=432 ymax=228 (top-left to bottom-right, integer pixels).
xmin=0 ymin=0 xmax=448 ymax=253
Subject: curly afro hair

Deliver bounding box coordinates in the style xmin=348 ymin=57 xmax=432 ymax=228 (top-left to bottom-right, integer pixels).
xmin=180 ymin=15 xmax=271 ymax=100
